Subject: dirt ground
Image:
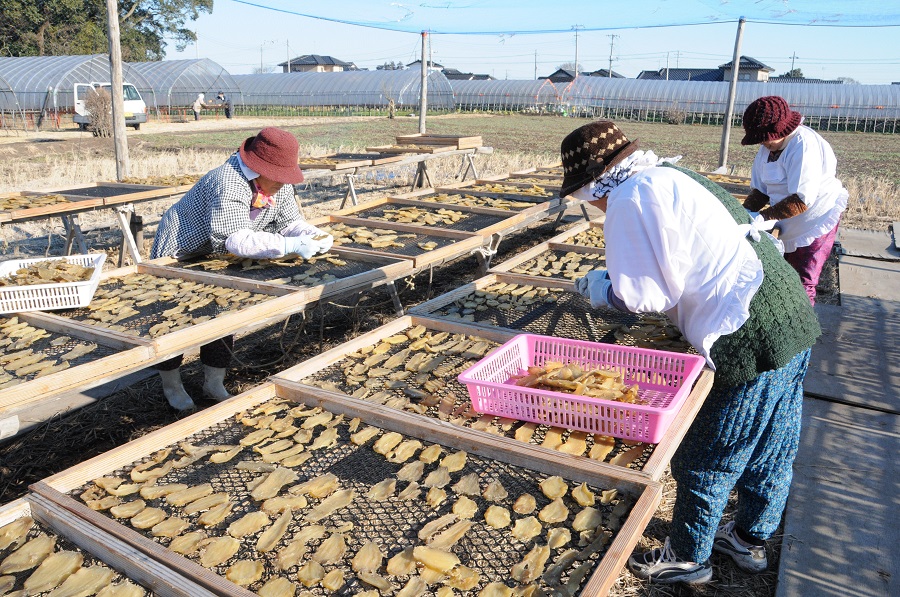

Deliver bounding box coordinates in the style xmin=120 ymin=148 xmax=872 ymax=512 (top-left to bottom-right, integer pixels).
xmin=0 ymin=117 xmax=844 ymax=597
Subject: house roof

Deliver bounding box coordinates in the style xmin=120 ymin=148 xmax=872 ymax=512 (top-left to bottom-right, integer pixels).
xmin=719 ymin=55 xmax=774 ymax=72
xmin=770 ymin=75 xmax=843 ymax=84
xmin=442 ymin=67 xmax=493 ymax=81
xmin=585 ymin=69 xmax=625 ymax=78
xmin=637 ymin=68 xmax=722 ymax=82
xmin=278 ymin=54 xmax=352 ymax=67
xmin=407 ymin=60 xmax=444 ymax=68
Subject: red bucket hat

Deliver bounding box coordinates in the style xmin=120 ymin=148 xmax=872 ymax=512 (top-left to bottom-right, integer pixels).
xmin=239 ymin=127 xmax=304 ymax=184
xmin=559 ymin=120 xmax=639 ymax=198
xmin=741 ymin=96 xmax=802 ymax=146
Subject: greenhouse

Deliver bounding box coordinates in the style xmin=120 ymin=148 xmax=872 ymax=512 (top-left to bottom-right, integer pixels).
xmin=559 ymin=77 xmax=900 ymax=133
xmin=127 ymin=58 xmax=241 ymax=116
xmin=0 ymin=54 xmax=154 ymax=127
xmin=451 ymin=79 xmax=561 ymax=113
xmin=232 ymin=69 xmax=454 ymax=116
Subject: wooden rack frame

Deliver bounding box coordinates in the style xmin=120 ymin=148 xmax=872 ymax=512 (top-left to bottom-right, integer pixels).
xmin=274 ymin=313 xmax=712 ymax=481
xmin=307 ymin=214 xmax=485 ymax=269
xmin=0 ymin=496 xmax=215 ymax=597
xmin=23 ymin=263 xmax=305 ymax=359
xmin=33 ymin=379 xmax=662 ymax=597
xmin=149 ymin=247 xmax=413 ymax=306
xmin=0 ymin=312 xmax=153 ymax=415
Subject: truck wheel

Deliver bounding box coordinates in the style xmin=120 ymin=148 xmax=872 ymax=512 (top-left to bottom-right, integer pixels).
xmin=131 ymin=123 xmax=140 ymax=130
xmin=78 ymin=123 xmax=88 ymax=131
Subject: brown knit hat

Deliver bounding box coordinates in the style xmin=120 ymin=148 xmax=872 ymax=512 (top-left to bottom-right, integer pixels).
xmin=559 ymin=120 xmax=639 ymax=197
xmin=741 ymin=96 xmax=802 ymax=146
xmin=239 ymin=127 xmax=304 ymax=184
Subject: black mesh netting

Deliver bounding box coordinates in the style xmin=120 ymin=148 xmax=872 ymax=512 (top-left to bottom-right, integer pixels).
xmin=344 ymin=205 xmax=506 ymax=233
xmin=55 ymin=274 xmax=272 ymax=338
xmin=0 ymin=317 xmax=118 ymax=384
xmin=172 ymin=254 xmax=379 ymax=287
xmin=0 ymin=511 xmax=152 ymax=594
xmin=68 ymin=401 xmax=637 ymax=596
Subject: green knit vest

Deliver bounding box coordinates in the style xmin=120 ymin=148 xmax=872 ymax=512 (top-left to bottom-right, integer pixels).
xmin=662 ymin=163 xmax=821 ymax=388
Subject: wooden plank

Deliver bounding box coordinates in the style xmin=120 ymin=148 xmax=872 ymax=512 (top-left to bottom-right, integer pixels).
xmin=298 ymin=153 xmax=377 ymax=170
xmin=365 ymin=144 xmax=455 ymax=154
xmin=28 ymin=494 xmax=220 ymax=597
xmin=137 ymin=263 xmax=299 ymax=297
xmin=396 ymin=133 xmax=483 ymax=149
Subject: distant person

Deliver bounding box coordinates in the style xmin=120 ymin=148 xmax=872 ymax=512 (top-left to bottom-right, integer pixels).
xmin=150 ymin=127 xmax=333 ymax=410
xmin=741 ymin=96 xmax=848 ymax=305
xmin=216 ymin=91 xmax=233 ymax=119
xmin=192 ymin=93 xmax=204 ymax=121
xmin=388 ymin=98 xmax=395 ymax=119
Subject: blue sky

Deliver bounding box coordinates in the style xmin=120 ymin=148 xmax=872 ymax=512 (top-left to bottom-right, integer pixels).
xmin=169 ymin=1 xmax=900 ymax=84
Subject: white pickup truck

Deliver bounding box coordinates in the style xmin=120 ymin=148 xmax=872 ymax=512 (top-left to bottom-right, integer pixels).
xmin=74 ymin=82 xmax=148 ymax=130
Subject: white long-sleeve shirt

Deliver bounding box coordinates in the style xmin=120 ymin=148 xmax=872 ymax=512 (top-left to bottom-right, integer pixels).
xmin=750 ymin=125 xmax=847 ymax=252
xmin=604 ymin=167 xmax=764 ymax=368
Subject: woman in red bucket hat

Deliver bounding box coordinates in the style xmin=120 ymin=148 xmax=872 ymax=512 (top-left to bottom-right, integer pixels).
xmin=741 ymin=96 xmax=848 ymax=305
xmin=150 ymin=127 xmax=333 ymax=411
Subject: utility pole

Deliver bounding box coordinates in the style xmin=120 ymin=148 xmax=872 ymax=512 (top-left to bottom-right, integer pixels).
xmin=607 ymin=34 xmax=619 ymax=77
xmin=104 ymin=0 xmax=129 ymax=179
xmin=665 ymin=52 xmax=669 ymax=80
xmin=790 ymin=51 xmax=799 ymax=72
xmin=418 ymin=31 xmax=428 ymax=133
xmin=534 ymin=50 xmax=538 ymax=80
xmin=287 ymin=41 xmax=291 ymax=73
xmin=719 ymin=17 xmax=746 ymax=169
xmin=573 ymin=25 xmax=581 ymax=79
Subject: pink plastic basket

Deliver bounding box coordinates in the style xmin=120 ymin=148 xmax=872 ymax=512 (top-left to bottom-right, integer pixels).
xmin=458 ymin=334 xmax=706 ymax=443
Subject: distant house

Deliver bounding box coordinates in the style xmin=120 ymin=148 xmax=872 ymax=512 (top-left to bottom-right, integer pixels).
xmin=769 ymin=75 xmax=843 ymax=84
xmin=279 ymin=55 xmax=356 ymax=73
xmin=441 ymin=68 xmax=494 ymax=81
xmin=637 ymin=68 xmax=722 ymax=82
xmin=720 ymin=56 xmax=774 ymax=82
xmin=541 ymin=68 xmax=625 ymax=83
xmin=636 ymin=56 xmax=774 ymax=82
xmin=406 ymin=60 xmax=444 ymax=70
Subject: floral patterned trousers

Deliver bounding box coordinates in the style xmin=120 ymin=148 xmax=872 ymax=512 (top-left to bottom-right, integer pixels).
xmin=668 ymin=348 xmax=812 ymax=562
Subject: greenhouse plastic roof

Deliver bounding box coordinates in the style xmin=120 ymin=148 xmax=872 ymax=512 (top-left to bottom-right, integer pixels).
xmin=233 ymin=69 xmax=454 ymax=108
xmin=233 ymin=1 xmax=900 ymax=34
xmin=0 ymin=55 xmax=152 ymax=111
xmin=127 ymin=59 xmax=242 ymax=108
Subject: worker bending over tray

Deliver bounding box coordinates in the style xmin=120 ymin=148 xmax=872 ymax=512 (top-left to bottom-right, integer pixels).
xmin=561 ymin=121 xmax=820 ymax=585
xmin=151 ymin=126 xmax=332 ymax=411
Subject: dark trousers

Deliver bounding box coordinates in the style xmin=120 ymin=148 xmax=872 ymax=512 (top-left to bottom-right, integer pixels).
xmin=156 ymin=335 xmax=233 ymax=371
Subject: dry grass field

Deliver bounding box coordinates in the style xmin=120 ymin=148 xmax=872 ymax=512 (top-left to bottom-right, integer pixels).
xmin=0 ymin=113 xmax=892 ymax=597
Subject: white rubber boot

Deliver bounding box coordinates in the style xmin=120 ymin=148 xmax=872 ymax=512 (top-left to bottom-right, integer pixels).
xmin=203 ymin=365 xmax=232 ymax=402
xmin=158 ymin=368 xmax=195 ymax=411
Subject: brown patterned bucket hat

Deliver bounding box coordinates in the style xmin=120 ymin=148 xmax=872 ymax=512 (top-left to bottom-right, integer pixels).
xmin=559 ymin=120 xmax=639 ymax=197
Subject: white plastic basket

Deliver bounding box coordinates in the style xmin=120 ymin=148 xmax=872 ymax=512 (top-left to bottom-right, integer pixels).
xmin=0 ymin=253 xmax=106 ymax=314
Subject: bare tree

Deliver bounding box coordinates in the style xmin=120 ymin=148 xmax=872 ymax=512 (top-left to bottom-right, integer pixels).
xmin=837 ymin=76 xmax=860 ymax=84
xmin=85 ymin=87 xmax=112 ymax=138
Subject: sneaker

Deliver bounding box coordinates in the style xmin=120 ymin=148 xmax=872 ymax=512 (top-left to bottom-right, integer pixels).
xmin=713 ymin=521 xmax=768 ymax=573
xmin=628 ymin=537 xmax=713 ymax=585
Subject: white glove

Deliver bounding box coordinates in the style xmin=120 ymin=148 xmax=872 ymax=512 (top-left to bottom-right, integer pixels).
xmin=283 ymin=235 xmax=317 ymax=259
xmin=316 ymin=234 xmax=334 ymax=254
xmin=575 ymin=269 xmax=613 ymax=309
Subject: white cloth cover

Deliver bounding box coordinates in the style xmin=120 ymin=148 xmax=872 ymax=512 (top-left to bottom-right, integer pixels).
xmin=603 ymin=167 xmax=764 ymax=368
xmin=750 ymin=125 xmax=847 ymax=252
